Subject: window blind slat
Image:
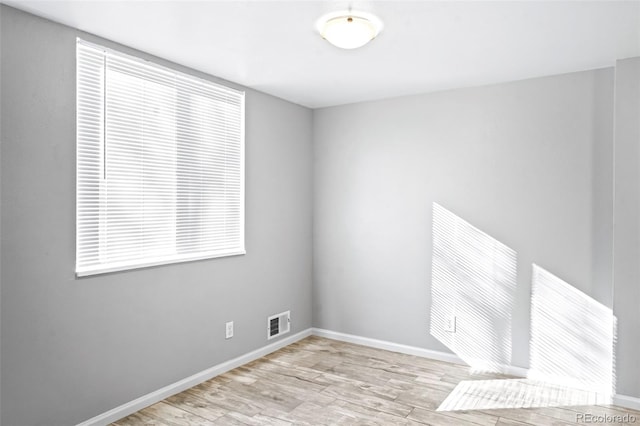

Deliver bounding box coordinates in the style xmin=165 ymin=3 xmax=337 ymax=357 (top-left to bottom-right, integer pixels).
xmin=76 ymin=39 xmax=245 ymax=276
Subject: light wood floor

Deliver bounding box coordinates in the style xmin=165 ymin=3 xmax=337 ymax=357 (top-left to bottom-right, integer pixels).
xmin=113 ymin=336 xmax=639 ymax=425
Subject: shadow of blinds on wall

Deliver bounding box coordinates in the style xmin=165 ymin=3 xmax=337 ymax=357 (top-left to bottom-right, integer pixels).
xmin=76 ymin=39 xmax=245 ymax=276
xmin=430 ymin=203 xmax=517 ymax=373
xmin=529 ymin=265 xmax=616 ymax=396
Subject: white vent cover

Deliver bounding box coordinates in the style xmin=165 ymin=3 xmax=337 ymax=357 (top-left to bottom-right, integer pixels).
xmin=267 ymin=310 xmax=290 ymax=340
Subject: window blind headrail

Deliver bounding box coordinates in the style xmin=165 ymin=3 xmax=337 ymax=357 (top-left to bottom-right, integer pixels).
xmin=77 ymin=39 xmax=244 ymax=95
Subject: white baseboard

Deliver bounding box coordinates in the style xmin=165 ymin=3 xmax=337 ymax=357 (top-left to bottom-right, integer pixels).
xmin=311 ymin=327 xmax=528 ymax=377
xmin=312 ymin=327 xmax=464 ymax=365
xmin=77 ymin=328 xmax=312 ymax=426
xmin=614 ymin=393 xmax=640 ymax=412
xmin=470 ymin=360 xmax=529 ymax=378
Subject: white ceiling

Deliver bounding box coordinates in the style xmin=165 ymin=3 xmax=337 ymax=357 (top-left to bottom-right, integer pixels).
xmin=5 ymin=1 xmax=640 ymax=108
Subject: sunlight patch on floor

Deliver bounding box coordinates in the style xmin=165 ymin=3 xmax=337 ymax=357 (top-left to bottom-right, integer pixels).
xmin=436 ymin=379 xmax=611 ymax=411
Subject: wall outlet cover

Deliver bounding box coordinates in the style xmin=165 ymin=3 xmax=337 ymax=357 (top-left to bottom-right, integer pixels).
xmin=225 ymin=321 xmax=234 ymax=339
xmin=446 ymin=315 xmax=457 ymax=333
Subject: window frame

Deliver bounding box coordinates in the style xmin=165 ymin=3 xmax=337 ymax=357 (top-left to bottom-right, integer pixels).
xmin=75 ymin=39 xmax=246 ymax=277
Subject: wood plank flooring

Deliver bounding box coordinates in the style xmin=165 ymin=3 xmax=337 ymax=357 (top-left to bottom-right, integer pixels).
xmin=112 ymin=336 xmax=640 ymax=425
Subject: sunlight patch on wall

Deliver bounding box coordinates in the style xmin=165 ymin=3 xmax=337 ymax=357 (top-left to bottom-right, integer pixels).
xmin=529 ymin=265 xmax=616 ymax=397
xmin=436 ymin=378 xmax=609 ymax=411
xmin=430 ymin=203 xmax=517 ymax=373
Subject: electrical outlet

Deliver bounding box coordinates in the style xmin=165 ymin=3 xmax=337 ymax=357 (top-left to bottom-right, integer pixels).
xmin=445 ymin=315 xmax=456 ymax=333
xmin=225 ymin=321 xmax=234 ymax=339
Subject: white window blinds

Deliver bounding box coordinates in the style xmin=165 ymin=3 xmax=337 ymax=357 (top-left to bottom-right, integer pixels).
xmin=76 ymin=39 xmax=245 ymax=276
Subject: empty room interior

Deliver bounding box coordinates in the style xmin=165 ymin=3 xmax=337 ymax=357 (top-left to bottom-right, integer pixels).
xmin=1 ymin=1 xmax=640 ymax=425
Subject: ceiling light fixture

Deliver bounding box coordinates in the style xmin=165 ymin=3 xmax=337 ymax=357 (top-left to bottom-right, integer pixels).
xmin=316 ymin=10 xmax=383 ymax=49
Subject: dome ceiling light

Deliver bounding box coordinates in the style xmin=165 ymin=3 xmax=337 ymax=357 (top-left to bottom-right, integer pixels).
xmin=316 ymin=10 xmax=383 ymax=49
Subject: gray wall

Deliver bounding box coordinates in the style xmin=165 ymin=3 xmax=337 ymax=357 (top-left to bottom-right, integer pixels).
xmin=613 ymin=57 xmax=640 ymax=398
xmin=313 ymin=69 xmax=614 ymax=372
xmin=0 ymin=6 xmax=313 ymax=426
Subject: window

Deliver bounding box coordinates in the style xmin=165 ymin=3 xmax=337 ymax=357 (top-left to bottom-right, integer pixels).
xmin=76 ymin=39 xmax=245 ymax=276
